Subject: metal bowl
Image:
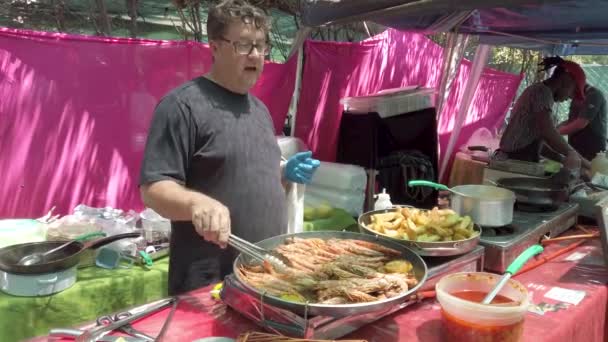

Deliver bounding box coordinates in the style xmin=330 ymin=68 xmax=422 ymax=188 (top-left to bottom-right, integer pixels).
xmin=358 ymin=207 xmax=482 ymax=257
xmin=232 ymin=231 xmax=428 ymax=317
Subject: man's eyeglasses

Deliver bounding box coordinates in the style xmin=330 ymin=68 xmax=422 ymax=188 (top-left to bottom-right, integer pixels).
xmin=219 ymin=38 xmax=270 ymax=56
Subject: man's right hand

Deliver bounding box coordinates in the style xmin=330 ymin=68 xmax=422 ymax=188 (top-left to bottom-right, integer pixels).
xmin=190 ymin=196 xmax=231 ymax=248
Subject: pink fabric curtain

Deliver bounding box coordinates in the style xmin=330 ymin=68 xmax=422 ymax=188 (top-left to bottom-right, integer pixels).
xmin=294 ymin=29 xmax=523 ymax=164
xmin=0 ymin=28 xmax=296 ymax=218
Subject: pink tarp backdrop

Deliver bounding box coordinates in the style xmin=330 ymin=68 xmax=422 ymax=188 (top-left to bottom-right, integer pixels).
xmin=0 ymin=28 xmax=296 ymax=218
xmin=295 ymin=29 xmax=523 ymax=165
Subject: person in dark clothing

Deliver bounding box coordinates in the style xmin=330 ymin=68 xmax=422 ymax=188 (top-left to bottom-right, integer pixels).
xmin=558 ymin=83 xmax=607 ymax=161
xmin=139 ymin=0 xmax=319 ymax=295
xmin=498 ymin=56 xmax=590 ymax=174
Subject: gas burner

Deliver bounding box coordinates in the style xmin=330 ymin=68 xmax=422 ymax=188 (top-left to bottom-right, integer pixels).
xmin=481 ymin=226 xmax=515 ymax=237
xmin=515 ymin=203 xmax=558 ymax=213
xmin=479 ymin=202 xmax=579 ymax=273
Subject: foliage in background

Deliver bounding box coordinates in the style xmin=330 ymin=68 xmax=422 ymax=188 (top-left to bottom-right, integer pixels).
xmin=2 ymin=0 xmax=606 ymax=123
xmin=0 ymin=0 xmax=384 ymax=62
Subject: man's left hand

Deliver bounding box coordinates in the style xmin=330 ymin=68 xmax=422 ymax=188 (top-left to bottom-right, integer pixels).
xmin=284 ymin=151 xmax=321 ymax=184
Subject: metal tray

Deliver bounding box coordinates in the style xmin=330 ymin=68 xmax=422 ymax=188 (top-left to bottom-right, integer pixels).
xmin=232 ymin=231 xmax=428 ymax=317
xmin=222 ymin=274 xmax=418 ymax=340
xmin=358 ymin=208 xmax=481 ymax=257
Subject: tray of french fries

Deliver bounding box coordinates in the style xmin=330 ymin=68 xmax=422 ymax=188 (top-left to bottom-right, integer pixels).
xmin=357 ymin=206 xmax=481 ymax=257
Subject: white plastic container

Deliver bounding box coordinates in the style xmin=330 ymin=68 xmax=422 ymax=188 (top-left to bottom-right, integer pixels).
xmin=341 ymin=87 xmax=437 ymax=118
xmin=436 ymin=272 xmax=529 ymax=342
xmin=373 ymin=189 xmax=393 ymax=210
xmin=310 ymin=162 xmax=367 ymax=192
xmin=305 ymin=186 xmax=365 ymax=216
xmin=0 ymin=219 xmax=47 ymax=248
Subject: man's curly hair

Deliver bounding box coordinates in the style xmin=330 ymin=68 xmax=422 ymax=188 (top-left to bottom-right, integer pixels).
xmin=206 ymin=0 xmax=271 ymax=41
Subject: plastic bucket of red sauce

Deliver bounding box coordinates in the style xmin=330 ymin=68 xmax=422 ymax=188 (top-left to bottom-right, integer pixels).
xmin=436 ymin=272 xmax=529 ymax=342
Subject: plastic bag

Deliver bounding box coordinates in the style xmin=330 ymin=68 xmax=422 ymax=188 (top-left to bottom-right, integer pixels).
xmin=277 ymin=136 xmax=309 ymax=234
xmin=46 ymin=205 xmax=139 ymax=240
xmin=46 ymin=214 xmax=99 ymax=240
xmin=74 ymin=204 xmax=138 ymax=236
xmin=140 ymin=208 xmax=171 ymax=244
xmin=285 ymin=182 xmax=305 ymax=234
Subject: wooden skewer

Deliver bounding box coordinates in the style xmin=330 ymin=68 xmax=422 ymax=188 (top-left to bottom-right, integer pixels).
xmin=541 ymin=233 xmax=599 ymax=246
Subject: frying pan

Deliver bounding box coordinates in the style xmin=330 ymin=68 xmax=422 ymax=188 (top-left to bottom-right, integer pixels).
xmin=495 ymin=177 xmax=569 ymax=209
xmin=0 ymin=232 xmax=140 ymax=274
xmin=232 ymin=231 xmax=427 ymax=317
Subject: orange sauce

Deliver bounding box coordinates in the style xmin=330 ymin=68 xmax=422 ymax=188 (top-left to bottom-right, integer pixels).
xmin=452 ymin=290 xmax=514 ymax=304
xmin=443 ymin=291 xmax=524 ymax=342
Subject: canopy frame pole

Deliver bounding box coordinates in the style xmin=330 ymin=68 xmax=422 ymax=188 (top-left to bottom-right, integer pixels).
xmin=317 ymin=0 xmax=565 ymax=27
xmin=439 ymin=44 xmax=491 ymax=181
xmin=287 ymin=27 xmax=310 ymax=137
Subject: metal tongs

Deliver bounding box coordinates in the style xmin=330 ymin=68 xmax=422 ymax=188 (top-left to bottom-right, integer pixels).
xmin=50 ymin=298 xmax=177 ymax=342
xmin=228 ymin=234 xmax=290 ymax=272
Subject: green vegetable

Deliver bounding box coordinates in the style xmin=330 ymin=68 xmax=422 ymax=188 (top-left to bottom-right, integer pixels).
xmin=384 ymin=260 xmax=413 ymax=274
xmin=280 ymin=293 xmax=306 ymax=303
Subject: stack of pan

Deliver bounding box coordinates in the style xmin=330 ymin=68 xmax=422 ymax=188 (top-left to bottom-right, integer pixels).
xmin=494 ymin=177 xmax=572 ymax=211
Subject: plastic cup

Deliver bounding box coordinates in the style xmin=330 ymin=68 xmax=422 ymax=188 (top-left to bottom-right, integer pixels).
xmin=95 ymin=247 xmax=134 ymax=269
xmin=436 ymin=272 xmax=529 ymax=342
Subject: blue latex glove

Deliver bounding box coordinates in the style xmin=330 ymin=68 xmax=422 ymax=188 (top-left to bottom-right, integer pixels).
xmin=284 ymin=151 xmax=321 ymax=184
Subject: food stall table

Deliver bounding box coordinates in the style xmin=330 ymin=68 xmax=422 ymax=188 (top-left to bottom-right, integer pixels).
xmin=29 ymin=238 xmax=607 ymax=342
xmin=2 ymin=257 xmax=169 ymax=341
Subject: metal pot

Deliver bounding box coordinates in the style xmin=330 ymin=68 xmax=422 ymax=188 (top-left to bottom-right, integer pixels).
xmin=358 ymin=207 xmax=482 ymax=257
xmin=495 ymin=177 xmax=569 ymax=210
xmin=232 ymin=231 xmax=427 ymax=317
xmin=0 ymin=232 xmax=141 ymax=275
xmin=408 ymin=181 xmax=516 ymax=227
xmin=450 ymin=185 xmax=516 ymax=227
xmin=0 ymin=265 xmax=77 ymax=296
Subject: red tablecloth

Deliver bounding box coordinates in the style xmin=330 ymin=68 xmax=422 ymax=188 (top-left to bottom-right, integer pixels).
xmin=32 ymin=239 xmax=608 ymax=342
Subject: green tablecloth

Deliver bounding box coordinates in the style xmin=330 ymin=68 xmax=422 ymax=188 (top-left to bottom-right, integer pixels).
xmin=1 ymin=257 xmax=169 ymax=341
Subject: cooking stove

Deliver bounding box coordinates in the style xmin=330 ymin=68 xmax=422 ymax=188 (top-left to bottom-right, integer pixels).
xmin=221 ymin=246 xmax=484 ymax=340
xmin=479 ymin=202 xmax=579 ymax=272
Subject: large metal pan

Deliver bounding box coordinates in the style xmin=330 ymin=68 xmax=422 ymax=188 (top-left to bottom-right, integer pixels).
xmin=0 ymin=232 xmax=141 ymax=274
xmin=495 ymin=177 xmax=569 ymax=210
xmin=232 ymin=231 xmax=427 ymax=317
xmin=409 ymin=180 xmax=516 ymax=227
xmin=358 ymin=208 xmax=482 ymax=257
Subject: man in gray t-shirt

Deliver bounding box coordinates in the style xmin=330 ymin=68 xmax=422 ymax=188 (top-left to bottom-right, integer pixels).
xmin=138 ymin=0 xmax=319 ymax=295
xmin=500 ymin=82 xmax=556 ymax=156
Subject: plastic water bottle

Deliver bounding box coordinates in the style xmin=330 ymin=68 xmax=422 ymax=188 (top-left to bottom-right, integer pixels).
xmin=374 ymin=189 xmax=393 ymax=210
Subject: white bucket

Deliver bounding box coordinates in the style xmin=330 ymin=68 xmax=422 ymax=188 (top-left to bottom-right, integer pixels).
xmin=436 ymin=272 xmax=529 ymax=342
